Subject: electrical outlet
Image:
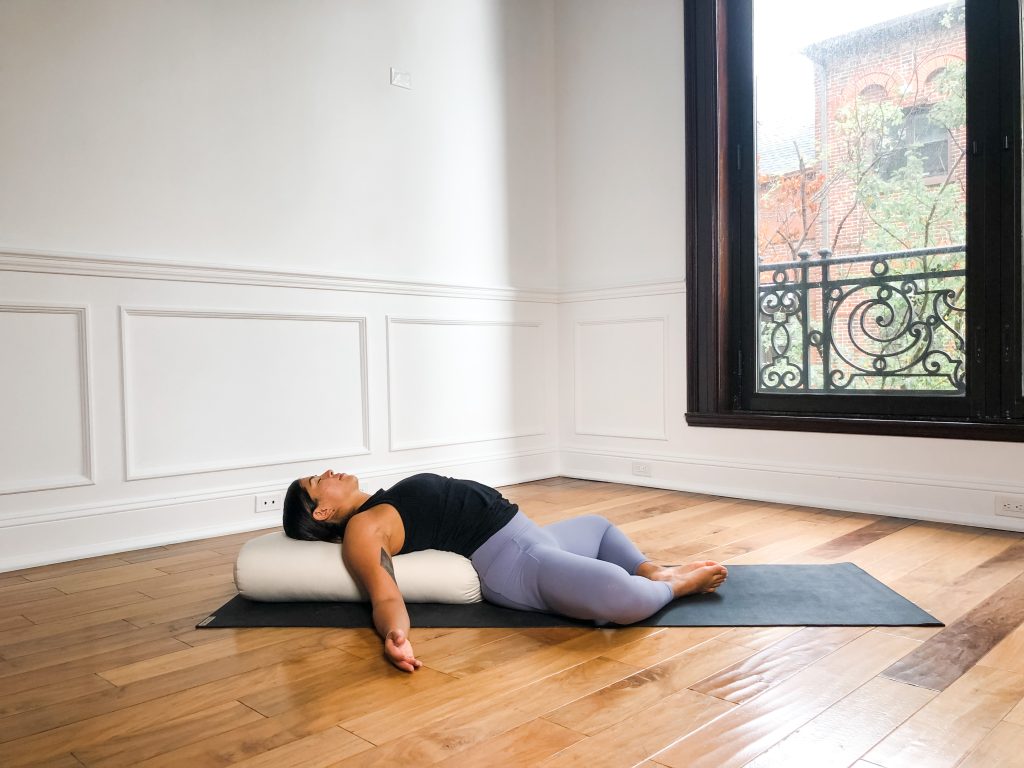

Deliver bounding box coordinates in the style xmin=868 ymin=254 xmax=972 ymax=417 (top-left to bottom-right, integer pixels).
xmin=632 ymin=461 xmax=652 ymax=477
xmin=255 ymin=492 xmax=284 ymax=513
xmin=995 ymin=494 xmax=1024 ymax=518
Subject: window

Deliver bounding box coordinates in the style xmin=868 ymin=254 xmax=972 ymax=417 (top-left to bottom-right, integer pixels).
xmin=881 ymin=108 xmax=952 ymax=179
xmin=685 ymin=0 xmax=1024 ymax=440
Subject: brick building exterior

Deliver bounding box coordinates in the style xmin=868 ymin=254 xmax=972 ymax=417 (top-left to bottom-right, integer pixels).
xmin=758 ymin=3 xmax=966 ymax=265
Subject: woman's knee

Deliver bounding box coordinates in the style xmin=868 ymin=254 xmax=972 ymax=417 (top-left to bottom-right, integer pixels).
xmin=576 ymin=514 xmax=613 ymax=531
xmin=596 ymin=582 xmax=662 ymax=625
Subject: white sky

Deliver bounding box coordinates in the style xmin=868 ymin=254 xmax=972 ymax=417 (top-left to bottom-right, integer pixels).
xmin=754 ymin=1 xmax=958 ymax=139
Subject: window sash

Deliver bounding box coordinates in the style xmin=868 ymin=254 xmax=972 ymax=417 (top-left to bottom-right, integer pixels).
xmin=684 ymin=0 xmax=1024 ymax=439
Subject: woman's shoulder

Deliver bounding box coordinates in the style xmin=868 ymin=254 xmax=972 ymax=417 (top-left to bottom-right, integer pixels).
xmin=347 ymin=502 xmax=401 ymax=537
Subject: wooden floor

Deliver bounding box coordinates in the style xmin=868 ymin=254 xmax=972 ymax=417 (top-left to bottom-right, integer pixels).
xmin=3 ymin=478 xmax=1024 ymax=767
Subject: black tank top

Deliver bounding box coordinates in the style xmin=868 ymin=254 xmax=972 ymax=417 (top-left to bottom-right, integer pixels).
xmin=356 ymin=473 xmax=518 ymax=557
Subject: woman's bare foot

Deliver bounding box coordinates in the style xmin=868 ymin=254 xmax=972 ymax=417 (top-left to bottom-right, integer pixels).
xmin=641 ymin=560 xmax=728 ymax=597
xmin=668 ymin=563 xmax=728 ymax=597
xmin=680 ymin=560 xmax=719 ymax=573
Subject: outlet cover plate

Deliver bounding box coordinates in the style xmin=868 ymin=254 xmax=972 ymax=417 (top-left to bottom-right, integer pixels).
xmin=632 ymin=461 xmax=652 ymax=477
xmin=255 ymin=492 xmax=284 ymax=513
xmin=995 ymin=494 xmax=1024 ymax=518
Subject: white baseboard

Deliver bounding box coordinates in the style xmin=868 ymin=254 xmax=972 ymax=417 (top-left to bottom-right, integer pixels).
xmin=0 ymin=518 xmax=283 ymax=574
xmin=560 ymin=447 xmax=1024 ymax=534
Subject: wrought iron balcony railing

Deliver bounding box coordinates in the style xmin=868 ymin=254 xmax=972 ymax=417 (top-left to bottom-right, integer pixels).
xmin=757 ymin=244 xmax=966 ymax=393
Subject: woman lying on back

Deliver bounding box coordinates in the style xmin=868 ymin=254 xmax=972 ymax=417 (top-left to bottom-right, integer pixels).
xmin=283 ymin=471 xmax=727 ymax=672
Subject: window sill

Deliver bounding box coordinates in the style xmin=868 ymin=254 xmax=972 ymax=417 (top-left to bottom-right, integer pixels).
xmin=685 ymin=411 xmax=1024 ymax=442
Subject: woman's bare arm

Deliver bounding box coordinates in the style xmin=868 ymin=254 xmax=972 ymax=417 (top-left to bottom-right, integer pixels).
xmin=342 ymin=515 xmax=421 ymax=672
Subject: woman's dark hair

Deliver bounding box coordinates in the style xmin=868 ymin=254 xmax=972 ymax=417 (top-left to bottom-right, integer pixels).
xmin=282 ymin=478 xmax=347 ymax=543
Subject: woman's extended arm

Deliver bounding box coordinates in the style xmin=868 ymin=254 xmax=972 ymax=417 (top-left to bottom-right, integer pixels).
xmin=342 ymin=515 xmax=422 ymax=672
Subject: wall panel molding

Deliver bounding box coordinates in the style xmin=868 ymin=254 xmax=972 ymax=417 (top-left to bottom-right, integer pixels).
xmin=572 ymin=316 xmax=669 ymax=440
xmin=0 ymin=248 xmax=692 ymax=304
xmin=559 ymin=280 xmax=685 ymax=303
xmin=0 ymin=247 xmax=558 ymax=303
xmin=0 ymin=303 xmax=94 ymax=494
xmin=386 ymin=318 xmax=548 ymax=451
xmin=120 ymin=307 xmax=370 ymax=480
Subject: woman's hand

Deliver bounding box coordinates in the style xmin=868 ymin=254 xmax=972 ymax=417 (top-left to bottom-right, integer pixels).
xmin=384 ymin=629 xmax=422 ymax=673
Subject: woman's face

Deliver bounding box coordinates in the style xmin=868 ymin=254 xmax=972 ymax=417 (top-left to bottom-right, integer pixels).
xmin=299 ymin=470 xmax=362 ymax=523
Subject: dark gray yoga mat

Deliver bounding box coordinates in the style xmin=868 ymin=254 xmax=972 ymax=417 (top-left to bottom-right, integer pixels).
xmin=198 ymin=563 xmax=941 ymax=629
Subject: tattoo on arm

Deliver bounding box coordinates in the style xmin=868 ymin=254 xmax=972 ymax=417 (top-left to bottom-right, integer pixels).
xmin=379 ymin=548 xmax=397 ymax=584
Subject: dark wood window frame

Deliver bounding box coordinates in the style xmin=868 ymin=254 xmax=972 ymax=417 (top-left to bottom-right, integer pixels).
xmin=684 ymin=0 xmax=1024 ymax=441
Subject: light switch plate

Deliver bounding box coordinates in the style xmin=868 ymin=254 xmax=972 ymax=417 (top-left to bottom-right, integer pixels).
xmin=390 ymin=68 xmax=412 ymax=89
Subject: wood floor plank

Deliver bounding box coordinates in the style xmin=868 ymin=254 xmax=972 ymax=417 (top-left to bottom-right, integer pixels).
xmin=238 ymin=649 xmax=454 ymax=718
xmin=978 ymin=613 xmax=1024 ymax=676
xmin=806 ymin=517 xmax=916 ymax=559
xmin=97 ymin=628 xmax=320 ymax=687
xmin=131 ymin=565 xmax=236 ymax=600
xmin=0 ymin=622 xmax=204 ymax=678
xmin=439 ymin=717 xmax=584 ymax=767
xmin=508 ymin=656 xmax=643 ymax=718
xmin=690 ymin=627 xmax=866 ymax=705
xmin=227 ymin=726 xmax=372 ymax=768
xmin=12 ymin=554 xmax=133 ymax=582
xmin=134 ymin=550 xmax=237 ymax=574
xmin=864 ymin=664 xmax=1024 ymax=768
xmin=0 ymin=585 xmax=71 ymax=618
xmin=71 ymin=700 xmax=266 ymax=768
xmin=0 ymin=573 xmax=31 ymax=588
xmin=424 ymin=632 xmax=552 ymax=678
xmin=539 ymin=688 xmax=732 ymax=768
xmin=32 ymin=755 xmax=86 ymax=767
xmin=0 ymin=614 xmax=32 ymax=633
xmin=0 ymin=636 xmax=358 ymax=749
xmin=1005 ymin=694 xmax=1024 ymax=725
xmin=138 ymin=658 xmax=446 ymax=768
xmin=30 ymin=562 xmax=170 ymax=595
xmin=889 ymin=531 xmax=1022 ymax=593
xmin=0 ymin=673 xmax=116 ymax=718
xmin=544 ymin=639 xmax=755 ymax=736
xmin=841 ymin=523 xmax=965 ymax=577
xmin=717 ymin=627 xmax=801 ymax=650
xmin=956 ymin=720 xmax=1024 ymax=768
xmin=719 ymin=517 xmax=879 ymax=565
xmin=591 ymin=626 xmax=727 ymax=668
xmin=119 ymin=586 xmax=238 ymax=629
xmin=0 ymin=636 xmax=191 ymax=699
xmin=409 ymin=627 xmax=517 ymax=663
xmin=339 ymin=627 xmax=657 ymax=745
xmin=882 ymin=572 xmax=1024 ymax=691
xmin=0 ymin=583 xmax=233 ymax=646
xmin=18 ymin=586 xmax=155 ymax=625
xmin=650 ymin=630 xmax=920 ymax=768
xmin=334 ymin=655 xmax=641 ymax=767
xmin=0 ymin=620 xmax=136 ymax=660
xmin=743 ymin=676 xmax=936 ymax=768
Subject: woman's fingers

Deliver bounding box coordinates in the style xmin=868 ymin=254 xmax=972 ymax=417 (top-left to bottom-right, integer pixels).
xmin=384 ymin=632 xmax=421 ymax=672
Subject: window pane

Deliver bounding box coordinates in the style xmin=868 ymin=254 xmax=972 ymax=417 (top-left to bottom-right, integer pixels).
xmin=754 ymin=1 xmax=967 ymax=394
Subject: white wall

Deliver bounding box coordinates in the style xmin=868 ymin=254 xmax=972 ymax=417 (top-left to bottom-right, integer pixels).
xmin=555 ymin=0 xmax=1024 ymax=533
xmin=0 ymin=0 xmax=556 ymax=290
xmin=0 ymin=0 xmax=559 ymax=570
xmin=554 ymin=0 xmax=686 ymax=290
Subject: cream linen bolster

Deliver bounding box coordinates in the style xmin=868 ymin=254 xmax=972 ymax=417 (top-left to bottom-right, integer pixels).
xmin=234 ymin=531 xmax=483 ymax=603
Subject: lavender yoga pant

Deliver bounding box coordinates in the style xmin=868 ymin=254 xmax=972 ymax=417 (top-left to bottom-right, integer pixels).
xmin=470 ymin=512 xmax=674 ymax=625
